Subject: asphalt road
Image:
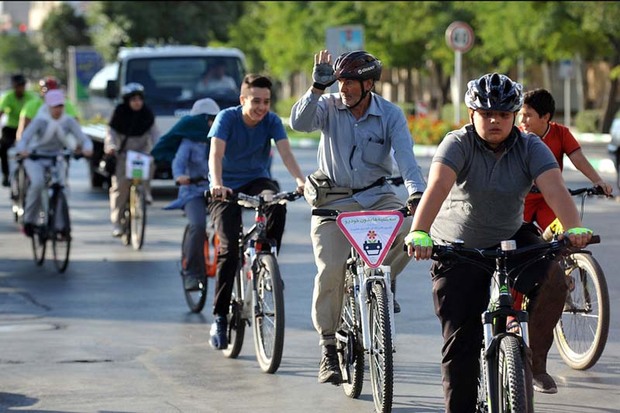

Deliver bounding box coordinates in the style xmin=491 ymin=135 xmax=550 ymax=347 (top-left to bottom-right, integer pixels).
xmin=0 ymin=143 xmax=618 ymax=413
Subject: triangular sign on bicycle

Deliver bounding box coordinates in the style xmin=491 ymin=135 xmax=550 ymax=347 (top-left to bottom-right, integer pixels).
xmin=336 ymin=211 xmax=404 ymax=269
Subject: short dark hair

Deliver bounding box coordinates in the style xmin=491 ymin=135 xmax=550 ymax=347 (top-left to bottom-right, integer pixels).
xmin=523 ymin=88 xmax=555 ymax=120
xmin=241 ymin=74 xmax=272 ymax=94
xmin=11 ymin=74 xmax=26 ymax=86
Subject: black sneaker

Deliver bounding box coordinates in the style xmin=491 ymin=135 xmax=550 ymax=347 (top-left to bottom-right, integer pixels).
xmin=318 ymin=345 xmax=342 ymax=385
xmin=2 ymin=177 xmax=9 ymax=187
xmin=533 ymin=373 xmax=558 ymax=394
xmin=210 ymin=315 xmax=228 ymax=350
xmin=393 ymin=298 xmax=401 ymax=314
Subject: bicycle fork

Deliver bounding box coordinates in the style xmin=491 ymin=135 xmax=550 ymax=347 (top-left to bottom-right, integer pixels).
xmin=356 ymin=264 xmax=396 ymax=354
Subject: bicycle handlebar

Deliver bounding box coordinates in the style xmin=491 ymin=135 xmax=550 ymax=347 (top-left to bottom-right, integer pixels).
xmin=204 ymin=190 xmax=303 ymax=207
xmin=19 ymin=150 xmax=83 ymax=162
xmin=531 ymin=185 xmax=611 ymax=198
xmin=431 ymin=235 xmax=600 ymax=262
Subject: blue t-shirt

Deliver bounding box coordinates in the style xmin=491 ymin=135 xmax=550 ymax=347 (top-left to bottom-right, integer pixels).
xmin=208 ymin=106 xmax=287 ymax=189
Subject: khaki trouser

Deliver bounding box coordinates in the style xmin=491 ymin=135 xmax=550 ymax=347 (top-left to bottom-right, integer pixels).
xmin=108 ymin=153 xmax=154 ymax=225
xmin=310 ymin=194 xmax=412 ymax=346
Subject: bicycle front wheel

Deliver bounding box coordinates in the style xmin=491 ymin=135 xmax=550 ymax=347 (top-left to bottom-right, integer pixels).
xmin=252 ymin=253 xmax=284 ymax=374
xmin=31 ymin=226 xmax=46 ymax=266
xmin=337 ymin=270 xmax=364 ymax=398
xmin=51 ymin=191 xmax=71 ymax=273
xmin=129 ymin=184 xmax=146 ymax=250
xmin=368 ymin=282 xmax=394 ymax=413
xmin=496 ymin=335 xmax=529 ymax=413
xmin=553 ymin=252 xmax=610 ymax=370
xmin=181 ymin=225 xmax=207 ymax=313
xmin=222 ymin=266 xmax=246 ymax=359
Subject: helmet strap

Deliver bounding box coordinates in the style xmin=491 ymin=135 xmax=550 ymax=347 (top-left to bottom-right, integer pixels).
xmin=345 ymin=80 xmax=371 ymax=110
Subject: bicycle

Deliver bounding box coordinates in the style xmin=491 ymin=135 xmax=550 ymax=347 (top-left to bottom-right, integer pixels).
xmin=117 ymin=150 xmax=149 ymax=250
xmin=431 ymin=235 xmax=600 ymax=413
xmin=537 ymin=186 xmax=611 ymax=371
xmin=216 ymin=189 xmax=302 ymax=374
xmin=23 ymin=149 xmax=79 ymax=273
xmin=312 ymin=197 xmax=409 ymax=413
xmin=174 ymin=177 xmax=219 ymax=313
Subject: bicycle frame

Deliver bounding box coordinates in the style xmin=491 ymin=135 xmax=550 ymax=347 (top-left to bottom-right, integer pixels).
xmin=346 ymin=247 xmax=396 ymax=352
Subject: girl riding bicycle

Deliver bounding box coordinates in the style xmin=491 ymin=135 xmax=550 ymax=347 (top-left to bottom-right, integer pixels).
xmin=404 ymin=73 xmax=593 ymax=411
xmin=155 ymin=98 xmax=221 ymax=291
xmin=15 ymin=90 xmax=93 ymax=237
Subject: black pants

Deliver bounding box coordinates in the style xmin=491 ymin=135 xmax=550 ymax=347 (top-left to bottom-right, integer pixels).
xmin=207 ymin=178 xmax=286 ymax=316
xmin=431 ymin=224 xmax=563 ymax=413
xmin=0 ymin=126 xmax=17 ymax=179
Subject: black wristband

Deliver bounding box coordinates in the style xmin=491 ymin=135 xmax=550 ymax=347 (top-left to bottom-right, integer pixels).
xmin=312 ymin=82 xmax=327 ymax=91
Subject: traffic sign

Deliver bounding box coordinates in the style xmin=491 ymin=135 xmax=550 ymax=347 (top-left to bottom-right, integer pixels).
xmin=445 ymin=21 xmax=475 ymax=53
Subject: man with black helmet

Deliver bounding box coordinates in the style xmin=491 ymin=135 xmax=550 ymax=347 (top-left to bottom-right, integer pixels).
xmin=290 ymin=49 xmax=427 ymax=385
xmin=0 ymin=74 xmax=37 ymax=186
xmin=404 ymin=73 xmax=594 ymax=410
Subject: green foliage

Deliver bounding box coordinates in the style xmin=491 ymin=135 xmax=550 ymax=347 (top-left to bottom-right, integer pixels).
xmin=86 ymin=1 xmax=246 ymax=62
xmin=39 ymin=3 xmax=91 ymax=81
xmin=0 ymin=33 xmax=44 ymax=78
xmin=574 ymin=110 xmax=601 ymax=133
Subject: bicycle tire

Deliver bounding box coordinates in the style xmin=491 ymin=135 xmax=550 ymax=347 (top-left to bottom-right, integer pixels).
xmin=476 ymin=346 xmax=489 ymax=413
xmin=222 ymin=266 xmax=246 ymax=359
xmin=251 ymin=253 xmax=285 ymax=373
xmin=495 ymin=335 xmax=529 ymax=413
xmin=12 ymin=165 xmax=27 ymax=224
xmin=181 ymin=225 xmax=207 ymax=313
xmin=368 ymin=282 xmax=394 ymax=413
xmin=553 ymin=252 xmax=610 ymax=370
xmin=130 ymin=184 xmax=146 ymax=250
xmin=337 ymin=269 xmax=364 ymax=399
xmin=51 ymin=190 xmax=71 ymax=273
xmin=31 ymin=226 xmax=46 ymax=266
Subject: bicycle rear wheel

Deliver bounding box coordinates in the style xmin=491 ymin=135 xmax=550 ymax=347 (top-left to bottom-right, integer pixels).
xmin=368 ymin=282 xmax=394 ymax=413
xmin=337 ymin=269 xmax=364 ymax=398
xmin=181 ymin=225 xmax=207 ymax=313
xmin=496 ymin=335 xmax=529 ymax=413
xmin=553 ymin=252 xmax=610 ymax=370
xmin=251 ymin=253 xmax=285 ymax=374
xmin=222 ymin=267 xmax=246 ymax=359
xmin=51 ymin=191 xmax=71 ymax=273
xmin=130 ymin=184 xmax=146 ymax=250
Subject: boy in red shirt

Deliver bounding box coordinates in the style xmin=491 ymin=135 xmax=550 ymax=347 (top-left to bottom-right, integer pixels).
xmin=516 ymin=88 xmax=612 ymax=393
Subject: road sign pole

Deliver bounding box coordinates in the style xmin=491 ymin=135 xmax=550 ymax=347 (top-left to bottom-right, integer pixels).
xmin=455 ymin=51 xmax=462 ymax=125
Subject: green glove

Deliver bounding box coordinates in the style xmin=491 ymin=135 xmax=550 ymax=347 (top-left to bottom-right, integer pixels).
xmin=405 ymin=230 xmax=433 ymax=247
xmin=566 ymin=227 xmax=593 ymax=236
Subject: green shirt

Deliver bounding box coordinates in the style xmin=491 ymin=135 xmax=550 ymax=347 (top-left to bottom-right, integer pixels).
xmin=0 ymin=90 xmax=38 ymax=128
xmin=20 ymin=97 xmax=79 ymax=120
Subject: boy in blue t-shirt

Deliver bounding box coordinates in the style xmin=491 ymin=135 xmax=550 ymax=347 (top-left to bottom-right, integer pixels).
xmin=207 ymin=74 xmax=305 ymax=350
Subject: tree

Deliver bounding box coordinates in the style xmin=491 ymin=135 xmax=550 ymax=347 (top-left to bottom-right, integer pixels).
xmin=86 ymin=1 xmax=246 ymax=62
xmin=38 ymin=3 xmax=92 ymax=84
xmin=0 ymin=32 xmax=45 ymax=80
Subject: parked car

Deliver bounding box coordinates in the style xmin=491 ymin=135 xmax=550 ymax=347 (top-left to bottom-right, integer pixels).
xmin=608 ymin=117 xmax=620 ymax=189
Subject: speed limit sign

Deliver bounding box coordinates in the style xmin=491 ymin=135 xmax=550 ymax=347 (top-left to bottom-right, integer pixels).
xmin=445 ymin=21 xmax=475 ymax=53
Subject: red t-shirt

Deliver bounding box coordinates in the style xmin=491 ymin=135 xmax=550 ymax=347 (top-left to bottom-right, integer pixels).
xmin=522 ymin=122 xmax=581 ymax=228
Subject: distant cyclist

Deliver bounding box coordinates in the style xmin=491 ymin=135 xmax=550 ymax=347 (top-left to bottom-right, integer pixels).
xmin=154 ymin=98 xmax=221 ymax=291
xmin=105 ymin=83 xmax=159 ymax=237
xmin=0 ymin=74 xmax=37 ymax=187
xmin=17 ymin=76 xmax=80 ymax=140
xmin=15 ymin=90 xmax=93 ymax=237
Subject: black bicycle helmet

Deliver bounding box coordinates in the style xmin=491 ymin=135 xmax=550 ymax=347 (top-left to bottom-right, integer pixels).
xmin=464 ymin=73 xmax=523 ymax=113
xmin=333 ymin=50 xmax=382 ymax=81
xmin=121 ymin=82 xmax=145 ymax=101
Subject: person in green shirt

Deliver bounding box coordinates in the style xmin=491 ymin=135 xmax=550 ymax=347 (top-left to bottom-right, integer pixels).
xmin=17 ymin=76 xmax=79 ymax=140
xmin=0 ymin=74 xmax=38 ymax=186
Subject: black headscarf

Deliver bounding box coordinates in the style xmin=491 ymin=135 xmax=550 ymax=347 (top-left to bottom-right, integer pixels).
xmin=109 ymin=101 xmax=155 ymax=136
